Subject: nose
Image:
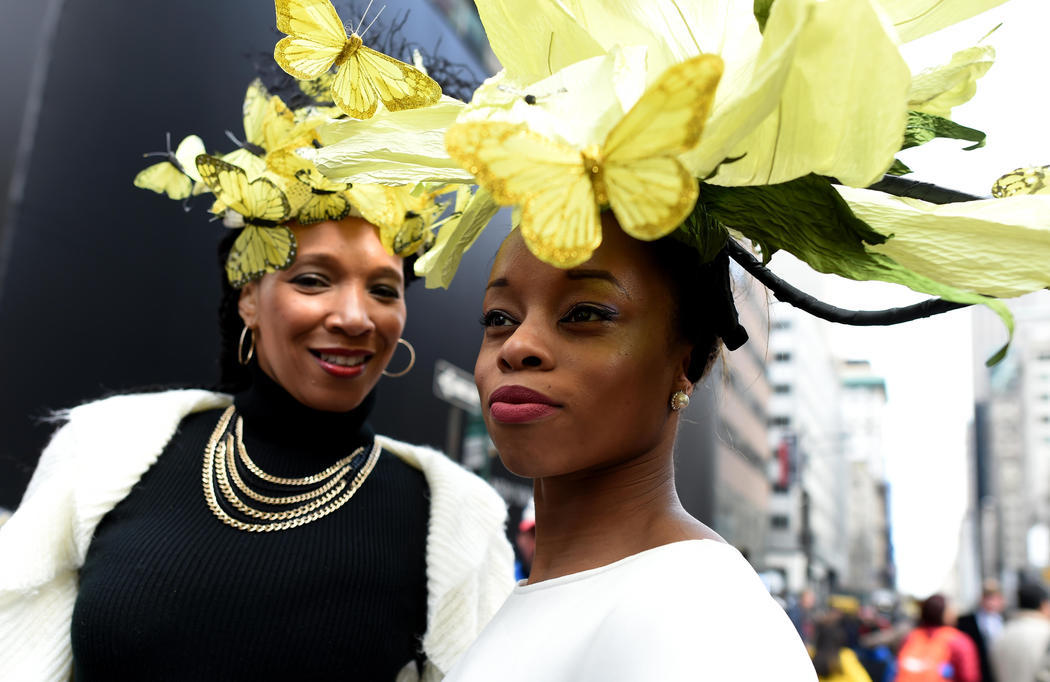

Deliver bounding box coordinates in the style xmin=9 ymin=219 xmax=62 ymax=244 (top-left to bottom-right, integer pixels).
xmin=324 ymin=286 xmax=376 ymax=337
xmin=498 ymin=318 xmax=554 ymax=372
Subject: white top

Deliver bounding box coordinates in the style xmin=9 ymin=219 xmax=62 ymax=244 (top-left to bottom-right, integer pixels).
xmin=0 ymin=389 xmax=514 ymax=682
xmin=445 ymin=539 xmax=817 ymax=682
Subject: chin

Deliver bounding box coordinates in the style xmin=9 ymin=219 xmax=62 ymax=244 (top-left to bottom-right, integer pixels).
xmin=490 ymin=439 xmax=573 ymax=479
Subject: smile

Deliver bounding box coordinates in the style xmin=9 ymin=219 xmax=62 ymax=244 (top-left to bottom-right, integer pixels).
xmin=317 ymin=352 xmax=367 ymax=367
xmin=310 ymin=349 xmax=372 ymax=377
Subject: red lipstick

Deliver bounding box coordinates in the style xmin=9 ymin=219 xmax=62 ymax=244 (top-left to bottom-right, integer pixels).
xmin=489 ymin=385 xmax=560 ymax=424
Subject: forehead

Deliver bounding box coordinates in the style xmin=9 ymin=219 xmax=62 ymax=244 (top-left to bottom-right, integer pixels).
xmin=291 ymin=217 xmax=403 ymax=274
xmin=489 ymin=216 xmax=667 ymax=299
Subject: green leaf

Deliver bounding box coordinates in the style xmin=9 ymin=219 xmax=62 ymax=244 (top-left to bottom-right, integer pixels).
xmin=887 ymin=158 xmax=912 ymax=176
xmin=902 ymin=111 xmax=986 ymax=151
xmin=754 ymin=0 xmax=775 ymax=32
xmin=699 ymin=174 xmax=887 ymax=266
xmin=699 ymin=174 xmax=1013 ymax=364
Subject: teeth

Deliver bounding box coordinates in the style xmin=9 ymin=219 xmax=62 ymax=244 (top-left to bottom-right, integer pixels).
xmin=319 ymin=353 xmax=367 ymax=367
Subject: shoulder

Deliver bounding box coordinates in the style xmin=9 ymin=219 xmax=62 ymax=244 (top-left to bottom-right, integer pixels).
xmin=591 ymin=541 xmax=816 ymax=680
xmin=59 ymin=388 xmax=231 ymax=425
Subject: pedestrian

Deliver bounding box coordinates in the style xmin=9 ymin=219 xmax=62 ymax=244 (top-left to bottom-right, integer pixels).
xmin=896 ymin=594 xmax=980 ymax=682
xmin=812 ymin=615 xmax=872 ymax=682
xmin=957 ymin=579 xmax=1004 ymax=682
xmin=991 ymin=582 xmax=1050 ymax=682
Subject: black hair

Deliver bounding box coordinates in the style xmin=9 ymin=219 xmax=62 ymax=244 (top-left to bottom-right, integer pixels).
xmin=641 ymin=236 xmax=746 ymax=384
xmin=1018 ymin=582 xmax=1049 ymax=611
xmin=919 ymin=594 xmax=946 ymax=627
xmin=812 ymin=617 xmax=846 ymax=678
xmin=215 ymin=228 xmax=418 ymax=393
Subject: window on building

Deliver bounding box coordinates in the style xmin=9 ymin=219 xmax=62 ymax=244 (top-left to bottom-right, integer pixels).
xmin=769 ymin=416 xmax=791 ymax=428
xmin=773 ymin=384 xmax=792 ymax=394
xmin=774 ymin=352 xmax=792 ymax=362
xmin=770 ymin=515 xmax=790 ymax=530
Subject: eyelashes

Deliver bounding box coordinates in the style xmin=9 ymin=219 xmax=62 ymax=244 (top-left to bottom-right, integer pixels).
xmin=479 ymin=303 xmax=618 ymax=328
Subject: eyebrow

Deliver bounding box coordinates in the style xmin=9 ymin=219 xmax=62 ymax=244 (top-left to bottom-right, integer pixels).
xmin=293 ymin=254 xmax=403 ymax=282
xmin=485 ymin=269 xmax=629 ymax=298
xmin=565 ymin=269 xmax=629 ymax=297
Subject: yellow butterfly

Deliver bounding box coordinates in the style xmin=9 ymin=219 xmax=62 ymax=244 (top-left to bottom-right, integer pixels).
xmin=222 ymin=80 xmax=321 ymax=177
xmin=274 ymin=0 xmax=442 ymax=120
xmin=445 ymin=54 xmax=724 ymax=268
xmin=134 ymin=134 xmax=205 ymax=200
xmin=195 ymin=154 xmax=298 ymax=287
xmin=991 ymin=165 xmax=1050 ymax=198
xmin=294 ymin=165 xmax=352 ymax=225
xmin=346 ymin=183 xmax=444 ymax=256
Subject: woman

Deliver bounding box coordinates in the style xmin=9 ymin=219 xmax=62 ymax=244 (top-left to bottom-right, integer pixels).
xmin=442 ymin=215 xmax=816 ymax=680
xmin=0 ymin=55 xmax=514 ymax=682
xmin=896 ymin=594 xmax=980 ymax=682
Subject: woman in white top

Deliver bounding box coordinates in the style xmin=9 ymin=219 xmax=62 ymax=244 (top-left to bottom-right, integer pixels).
xmin=445 ymin=215 xmax=816 ymax=681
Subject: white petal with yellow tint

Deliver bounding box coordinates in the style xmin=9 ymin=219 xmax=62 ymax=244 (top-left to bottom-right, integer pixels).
xmin=692 ymin=0 xmax=909 ymax=188
xmin=874 ymin=0 xmax=1010 ymax=43
xmin=458 ymin=48 xmax=646 ymax=151
xmin=908 ymin=45 xmax=995 ymax=118
xmin=471 ymin=0 xmax=605 ymax=82
xmin=838 ymin=185 xmax=1050 ymax=298
xmin=415 ymin=188 xmax=502 ymax=289
xmin=310 ymin=97 xmax=472 ymax=185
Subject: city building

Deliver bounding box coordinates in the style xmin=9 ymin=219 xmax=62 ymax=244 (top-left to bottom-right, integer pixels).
xmin=839 ymin=359 xmax=894 ymax=592
xmin=763 ymin=298 xmax=848 ymax=595
xmin=972 ymin=291 xmax=1050 ymax=591
xmin=676 ymin=270 xmax=772 ymax=562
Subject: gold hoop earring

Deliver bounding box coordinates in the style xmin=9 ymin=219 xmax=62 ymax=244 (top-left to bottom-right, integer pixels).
xmin=238 ymin=326 xmax=255 ymax=365
xmin=670 ymin=390 xmax=690 ymax=411
xmin=383 ymin=338 xmax=416 ymax=378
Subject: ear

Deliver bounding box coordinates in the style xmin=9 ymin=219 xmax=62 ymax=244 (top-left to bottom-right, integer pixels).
xmin=238 ymin=282 xmax=259 ymax=329
xmin=675 ymin=341 xmax=695 ymax=396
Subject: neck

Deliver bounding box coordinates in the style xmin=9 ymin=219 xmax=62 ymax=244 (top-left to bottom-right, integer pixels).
xmin=526 ymin=427 xmax=720 ymax=583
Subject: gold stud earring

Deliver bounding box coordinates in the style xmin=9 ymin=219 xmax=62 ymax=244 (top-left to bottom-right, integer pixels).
xmin=670 ymin=390 xmax=690 ymax=411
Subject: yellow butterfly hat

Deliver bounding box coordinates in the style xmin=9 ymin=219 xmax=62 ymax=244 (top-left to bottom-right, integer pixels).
xmin=310 ymin=0 xmax=1050 ymax=364
xmin=134 ymin=65 xmax=463 ymax=290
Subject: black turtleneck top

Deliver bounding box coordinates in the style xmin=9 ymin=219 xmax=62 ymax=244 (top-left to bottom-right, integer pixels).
xmin=71 ymin=368 xmax=430 ymax=681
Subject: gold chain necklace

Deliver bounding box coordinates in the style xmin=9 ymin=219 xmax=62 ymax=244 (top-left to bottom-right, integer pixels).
xmin=201 ymin=405 xmax=380 ymax=532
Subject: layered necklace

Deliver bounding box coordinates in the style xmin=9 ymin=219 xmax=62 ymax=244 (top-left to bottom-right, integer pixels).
xmin=202 ymin=405 xmax=380 ymax=532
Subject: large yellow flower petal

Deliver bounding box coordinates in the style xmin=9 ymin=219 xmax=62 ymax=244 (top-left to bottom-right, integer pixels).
xmin=875 ymin=0 xmax=1010 ymax=43
xmin=691 ymin=0 xmax=910 ymax=188
xmin=472 ymin=0 xmax=605 ymax=82
xmin=310 ymin=97 xmax=473 ymax=185
xmin=838 ymin=185 xmax=1050 ymax=298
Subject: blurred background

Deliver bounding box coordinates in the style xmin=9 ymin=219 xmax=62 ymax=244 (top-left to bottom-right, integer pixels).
xmin=1 ymin=0 xmax=1048 ymax=634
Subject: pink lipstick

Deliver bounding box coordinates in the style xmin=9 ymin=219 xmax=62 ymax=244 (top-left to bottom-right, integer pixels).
xmin=489 ymin=385 xmax=560 ymax=424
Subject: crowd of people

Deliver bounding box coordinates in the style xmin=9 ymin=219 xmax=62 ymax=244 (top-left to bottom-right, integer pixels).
xmin=790 ymin=580 xmax=1050 ymax=682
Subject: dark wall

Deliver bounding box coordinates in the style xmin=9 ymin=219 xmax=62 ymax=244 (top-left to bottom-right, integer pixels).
xmin=0 ymin=0 xmax=506 ymax=508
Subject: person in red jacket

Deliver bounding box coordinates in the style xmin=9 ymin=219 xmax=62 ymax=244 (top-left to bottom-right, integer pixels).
xmin=897 ymin=594 xmax=981 ymax=682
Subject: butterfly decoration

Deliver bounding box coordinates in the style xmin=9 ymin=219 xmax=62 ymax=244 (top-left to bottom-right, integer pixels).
xmin=222 ymin=80 xmax=321 ymax=177
xmin=294 ymin=164 xmax=353 ymax=225
xmin=991 ymin=165 xmax=1050 ymax=198
xmin=195 ymin=154 xmax=298 ymax=288
xmin=274 ymin=0 xmax=442 ymax=120
xmin=445 ymin=54 xmax=724 ymax=268
xmin=134 ymin=134 xmax=206 ymax=200
xmin=346 ymin=183 xmax=445 ymax=256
